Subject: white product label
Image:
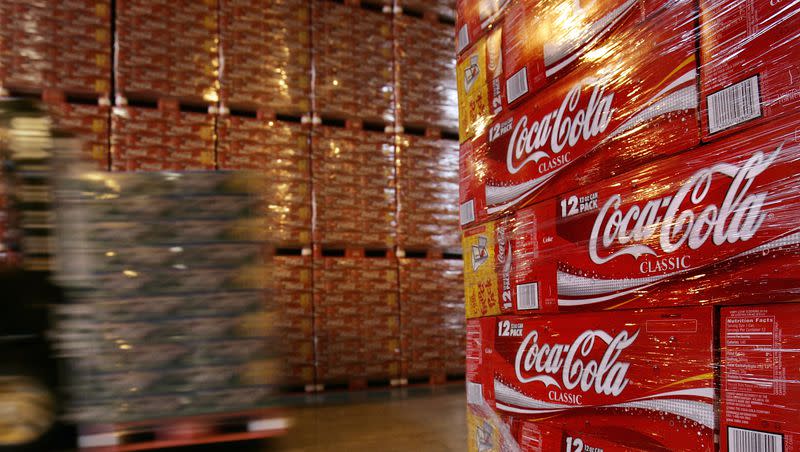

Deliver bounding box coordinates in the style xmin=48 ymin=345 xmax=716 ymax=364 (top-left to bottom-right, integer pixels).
xmin=457 ymin=24 xmax=470 ymax=53
xmin=467 ymin=381 xmax=484 ymax=404
xmin=460 ymin=199 xmax=476 ymax=225
xmin=516 ymin=282 xmax=539 ymax=310
xmin=708 ymin=75 xmax=762 ymax=134
xmin=727 ymin=427 xmax=783 ymax=452
xmin=506 ymin=67 xmax=529 ymax=103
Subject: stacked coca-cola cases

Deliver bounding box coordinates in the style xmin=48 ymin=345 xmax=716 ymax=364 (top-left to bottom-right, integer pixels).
xmin=115 ymin=0 xmax=218 ymax=102
xmin=214 ymin=114 xmax=313 ymax=386
xmin=395 ymin=17 xmax=459 ymax=130
xmin=312 ymin=125 xmax=397 ymax=248
xmin=313 ymin=255 xmax=401 ymax=382
xmin=270 ymin=254 xmax=315 ymax=386
xmin=0 ymin=0 xmax=463 ymax=391
xmin=113 ymin=2 xmax=218 ymax=172
xmin=456 ymin=0 xmax=800 ymax=450
xmin=0 ymin=0 xmax=111 ymax=171
xmin=111 ymin=102 xmax=216 ymax=171
xmin=0 ymin=0 xmax=111 ymax=97
xmin=47 ymin=102 xmax=110 ymax=169
xmin=309 ymin=122 xmax=401 ymax=384
xmin=312 ymin=0 xmax=395 ymax=123
xmin=218 ymin=116 xmax=312 ymax=247
xmin=219 ymin=0 xmax=311 ymax=115
xmin=399 ymin=259 xmax=465 ymax=378
xmin=397 ymin=135 xmax=461 ymax=251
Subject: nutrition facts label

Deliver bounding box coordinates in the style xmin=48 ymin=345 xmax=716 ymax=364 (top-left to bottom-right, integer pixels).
xmin=723 ymin=309 xmax=786 ymax=425
xmin=466 ymin=320 xmax=483 ymax=381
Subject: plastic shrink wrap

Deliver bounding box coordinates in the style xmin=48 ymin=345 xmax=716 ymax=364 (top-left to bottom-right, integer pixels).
xmin=0 ymin=0 xmax=111 ymax=97
xmin=219 ymin=0 xmax=311 ymax=115
xmin=50 ymin=167 xmax=278 ymax=422
xmin=115 ymin=0 xmax=218 ymax=102
xmin=312 ymin=0 xmax=394 ymax=123
xmin=400 ymin=258 xmax=465 ymax=377
xmin=458 ymin=0 xmax=800 ymax=450
xmin=312 ymin=126 xmax=397 ymax=248
xmin=314 ymin=256 xmax=400 ymax=383
xmin=467 ymin=309 xmax=715 ymax=451
xmin=463 ymin=114 xmax=800 ymax=317
xmin=397 ymin=135 xmax=461 ymax=251
xmin=457 ymin=0 xmax=800 ymax=227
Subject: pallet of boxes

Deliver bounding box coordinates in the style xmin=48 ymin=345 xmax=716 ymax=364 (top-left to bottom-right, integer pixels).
xmin=457 ymin=0 xmax=800 ymax=450
xmin=50 ymin=159 xmax=287 ymax=449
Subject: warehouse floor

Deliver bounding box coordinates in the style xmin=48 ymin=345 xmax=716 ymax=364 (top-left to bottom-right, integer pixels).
xmin=178 ymin=386 xmax=466 ymax=452
xmin=273 ymin=388 xmax=466 ymax=451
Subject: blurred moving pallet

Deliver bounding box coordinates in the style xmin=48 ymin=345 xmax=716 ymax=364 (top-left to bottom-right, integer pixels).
xmin=77 ymin=408 xmax=289 ymax=451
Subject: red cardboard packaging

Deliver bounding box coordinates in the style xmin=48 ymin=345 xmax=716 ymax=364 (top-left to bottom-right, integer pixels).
xmin=699 ymin=0 xmax=800 ymax=140
xmin=458 ymin=0 xmax=699 ymax=225
xmin=468 ymin=308 xmax=715 ymax=451
xmin=464 ymin=113 xmax=800 ymax=316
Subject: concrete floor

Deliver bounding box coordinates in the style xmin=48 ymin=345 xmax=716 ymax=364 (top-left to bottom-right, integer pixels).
xmin=273 ymin=389 xmax=466 ymax=452
xmin=176 ymin=386 xmax=467 ymax=452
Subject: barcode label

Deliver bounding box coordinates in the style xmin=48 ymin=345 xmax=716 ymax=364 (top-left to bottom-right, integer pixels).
xmin=728 ymin=427 xmax=783 ymax=452
xmin=457 ymin=25 xmax=470 ymax=53
xmin=506 ymin=68 xmax=529 ymax=103
xmin=517 ymin=282 xmax=539 ymax=310
xmin=467 ymin=382 xmax=484 ymax=404
xmin=708 ymin=76 xmax=762 ymax=134
xmin=460 ymin=199 xmax=476 ymax=225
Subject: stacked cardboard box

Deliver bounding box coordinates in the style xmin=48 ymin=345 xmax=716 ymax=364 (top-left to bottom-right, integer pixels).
xmin=271 ymin=255 xmax=315 ymax=386
xmin=395 ymin=18 xmax=458 ymax=130
xmin=399 ymin=258 xmax=464 ymax=378
xmin=458 ymin=0 xmax=800 ymax=449
xmin=312 ymin=0 xmax=394 ymax=122
xmin=48 ymin=102 xmax=110 ymax=169
xmin=314 ymin=256 xmax=400 ymax=383
xmin=219 ymin=0 xmax=311 ymax=114
xmin=312 ymin=125 xmax=396 ymax=248
xmin=218 ymin=116 xmax=312 ymax=246
xmin=397 ymin=135 xmax=459 ymax=251
xmin=0 ymin=0 xmax=111 ymax=96
xmin=0 ymin=1 xmax=51 ymax=92
xmin=53 ymin=171 xmax=277 ymax=423
xmin=1 ymin=0 xmax=466 ymax=393
xmin=110 ymin=105 xmax=216 ymax=171
xmin=115 ymin=0 xmax=218 ymax=102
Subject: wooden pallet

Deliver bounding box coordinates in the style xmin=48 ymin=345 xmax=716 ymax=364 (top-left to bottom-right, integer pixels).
xmin=2 ymin=86 xmax=110 ymax=106
xmin=396 ymin=247 xmax=462 ymax=259
xmin=395 ymin=123 xmax=459 ymax=141
xmin=77 ymin=408 xmax=288 ymax=451
xmin=113 ymin=96 xmax=218 ymax=115
xmin=402 ymin=372 xmax=466 ymax=386
xmin=314 ymin=245 xmax=397 ymax=259
xmin=218 ymin=103 xmax=311 ymax=124
xmin=312 ymin=376 xmax=405 ymax=392
xmin=313 ymin=113 xmax=396 ymax=133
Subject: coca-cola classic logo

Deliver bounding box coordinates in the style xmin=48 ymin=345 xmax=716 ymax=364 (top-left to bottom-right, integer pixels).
xmin=514 ymin=329 xmax=638 ymax=398
xmin=589 ymin=147 xmax=781 ymax=265
xmin=506 ymin=81 xmax=614 ymax=174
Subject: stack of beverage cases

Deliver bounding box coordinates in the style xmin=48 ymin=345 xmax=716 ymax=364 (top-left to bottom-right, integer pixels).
xmin=455 ymin=0 xmax=800 ymax=450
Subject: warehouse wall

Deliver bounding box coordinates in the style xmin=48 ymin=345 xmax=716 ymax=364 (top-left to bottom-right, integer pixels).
xmin=0 ymin=0 xmax=463 ymax=390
